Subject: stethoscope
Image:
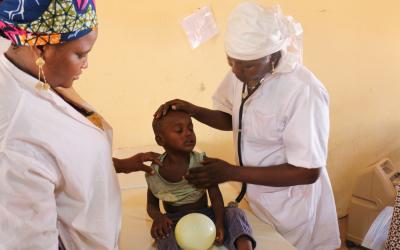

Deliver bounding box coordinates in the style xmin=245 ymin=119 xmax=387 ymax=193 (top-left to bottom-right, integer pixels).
xmin=229 ymin=77 xmax=265 ymax=206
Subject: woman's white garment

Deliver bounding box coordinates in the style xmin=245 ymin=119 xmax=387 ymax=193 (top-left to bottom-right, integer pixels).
xmin=0 ymin=54 xmax=121 ymax=250
xmin=212 ymin=65 xmax=341 ymax=250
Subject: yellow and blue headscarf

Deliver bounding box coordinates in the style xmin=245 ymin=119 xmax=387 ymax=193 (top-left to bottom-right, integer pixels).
xmin=0 ymin=0 xmax=97 ymax=46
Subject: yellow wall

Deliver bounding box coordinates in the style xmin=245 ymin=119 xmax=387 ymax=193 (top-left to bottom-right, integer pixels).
xmin=76 ymin=0 xmax=400 ymax=217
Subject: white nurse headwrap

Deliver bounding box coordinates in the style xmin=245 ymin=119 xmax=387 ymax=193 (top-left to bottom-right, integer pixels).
xmin=225 ymin=2 xmax=303 ymax=73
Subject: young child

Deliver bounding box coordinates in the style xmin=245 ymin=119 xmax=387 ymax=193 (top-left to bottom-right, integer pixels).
xmin=146 ymin=110 xmax=256 ymax=250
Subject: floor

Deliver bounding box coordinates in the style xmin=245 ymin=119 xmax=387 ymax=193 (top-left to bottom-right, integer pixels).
xmin=338 ymin=216 xmax=366 ymax=250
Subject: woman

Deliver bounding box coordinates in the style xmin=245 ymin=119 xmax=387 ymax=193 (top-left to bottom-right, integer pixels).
xmin=0 ymin=1 xmax=159 ymax=249
xmin=155 ymin=3 xmax=341 ymax=250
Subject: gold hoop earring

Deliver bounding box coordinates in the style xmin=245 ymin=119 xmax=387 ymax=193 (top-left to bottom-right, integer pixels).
xmin=35 ymin=56 xmax=50 ymax=90
xmin=271 ymin=60 xmax=276 ymax=75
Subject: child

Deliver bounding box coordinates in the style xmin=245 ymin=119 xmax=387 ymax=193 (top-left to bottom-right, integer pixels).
xmin=146 ymin=110 xmax=256 ymax=250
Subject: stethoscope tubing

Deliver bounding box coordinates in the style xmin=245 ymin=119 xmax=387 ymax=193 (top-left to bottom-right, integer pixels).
xmin=235 ymin=78 xmax=264 ymax=203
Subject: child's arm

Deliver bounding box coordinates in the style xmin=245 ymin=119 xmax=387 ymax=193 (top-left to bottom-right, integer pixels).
xmin=208 ymin=185 xmax=225 ymax=244
xmin=147 ymin=188 xmax=173 ymax=239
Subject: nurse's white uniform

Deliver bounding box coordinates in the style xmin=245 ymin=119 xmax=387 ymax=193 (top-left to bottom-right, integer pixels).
xmin=0 ymin=54 xmax=121 ymax=250
xmin=213 ymin=65 xmax=341 ymax=250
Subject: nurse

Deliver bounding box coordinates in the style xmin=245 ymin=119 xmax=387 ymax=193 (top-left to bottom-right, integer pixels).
xmin=0 ymin=1 xmax=159 ymax=249
xmin=155 ymin=3 xmax=341 ymax=250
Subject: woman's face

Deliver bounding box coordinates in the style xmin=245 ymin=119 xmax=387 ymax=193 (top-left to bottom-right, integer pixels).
xmin=227 ymin=55 xmax=270 ymax=84
xmin=41 ymin=30 xmax=98 ymax=88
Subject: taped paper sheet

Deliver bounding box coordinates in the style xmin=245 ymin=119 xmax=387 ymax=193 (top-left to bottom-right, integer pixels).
xmin=181 ymin=6 xmax=219 ymax=49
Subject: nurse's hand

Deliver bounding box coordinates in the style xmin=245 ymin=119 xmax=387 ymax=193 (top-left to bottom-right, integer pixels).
xmin=153 ymin=99 xmax=197 ymax=118
xmin=113 ymin=152 xmax=162 ymax=174
xmin=185 ymin=157 xmax=233 ymax=188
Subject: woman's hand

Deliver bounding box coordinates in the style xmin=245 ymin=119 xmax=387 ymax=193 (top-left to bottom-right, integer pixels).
xmin=151 ymin=214 xmax=173 ymax=239
xmin=185 ymin=157 xmax=233 ymax=188
xmin=113 ymin=152 xmax=161 ymax=174
xmin=153 ymin=99 xmax=197 ymax=118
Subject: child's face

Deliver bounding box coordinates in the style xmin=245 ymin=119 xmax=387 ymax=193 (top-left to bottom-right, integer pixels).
xmin=158 ymin=112 xmax=196 ymax=153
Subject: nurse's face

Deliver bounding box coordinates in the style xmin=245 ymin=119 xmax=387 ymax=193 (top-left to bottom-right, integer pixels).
xmin=157 ymin=111 xmax=196 ymax=154
xmin=40 ymin=30 xmax=98 ymax=88
xmin=227 ymin=56 xmax=270 ymax=84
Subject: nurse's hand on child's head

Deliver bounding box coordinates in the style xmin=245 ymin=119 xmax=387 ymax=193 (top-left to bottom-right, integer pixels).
xmin=185 ymin=157 xmax=232 ymax=188
xmin=153 ymin=99 xmax=196 ymax=119
xmin=151 ymin=214 xmax=173 ymax=239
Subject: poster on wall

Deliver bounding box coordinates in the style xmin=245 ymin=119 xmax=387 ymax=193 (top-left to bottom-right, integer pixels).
xmin=181 ymin=6 xmax=219 ymax=49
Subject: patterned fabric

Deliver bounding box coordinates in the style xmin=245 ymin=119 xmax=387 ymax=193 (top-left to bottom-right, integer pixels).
xmin=0 ymin=0 xmax=97 ymax=46
xmin=385 ymin=185 xmax=400 ymax=250
xmin=86 ymin=112 xmax=104 ymax=130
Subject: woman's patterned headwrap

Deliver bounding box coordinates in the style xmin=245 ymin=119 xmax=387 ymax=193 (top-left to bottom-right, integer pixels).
xmin=0 ymin=0 xmax=97 ymax=46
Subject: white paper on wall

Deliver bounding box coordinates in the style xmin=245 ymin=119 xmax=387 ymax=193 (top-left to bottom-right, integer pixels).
xmin=181 ymin=6 xmax=219 ymax=49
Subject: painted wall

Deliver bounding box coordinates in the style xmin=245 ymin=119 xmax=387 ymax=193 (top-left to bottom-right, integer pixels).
xmin=4 ymin=0 xmax=397 ymax=217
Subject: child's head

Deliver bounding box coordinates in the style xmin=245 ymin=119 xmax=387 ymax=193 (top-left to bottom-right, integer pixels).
xmin=152 ymin=111 xmax=196 ymax=153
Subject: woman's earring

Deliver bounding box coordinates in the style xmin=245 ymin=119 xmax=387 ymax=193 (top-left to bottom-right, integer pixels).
xmin=35 ymin=56 xmax=50 ymax=90
xmin=271 ymin=60 xmax=276 ymax=75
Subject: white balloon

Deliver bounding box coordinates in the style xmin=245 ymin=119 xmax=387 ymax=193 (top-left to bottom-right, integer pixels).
xmin=175 ymin=213 xmax=216 ymax=250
